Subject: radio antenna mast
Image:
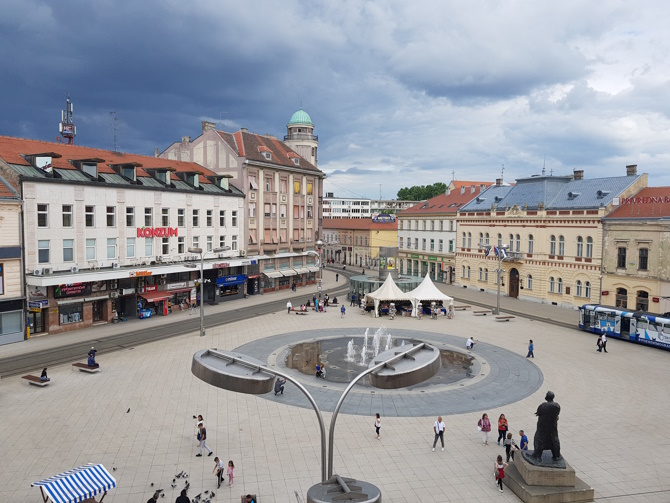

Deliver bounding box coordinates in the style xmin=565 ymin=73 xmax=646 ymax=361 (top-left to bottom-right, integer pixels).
xmin=110 ymin=111 xmax=118 ymax=152
xmin=59 ymin=94 xmax=76 ymax=144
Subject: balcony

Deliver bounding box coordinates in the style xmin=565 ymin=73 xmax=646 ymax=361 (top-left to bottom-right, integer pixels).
xmin=504 ymin=251 xmax=525 ymax=261
xmin=284 ymin=133 xmax=318 ymax=141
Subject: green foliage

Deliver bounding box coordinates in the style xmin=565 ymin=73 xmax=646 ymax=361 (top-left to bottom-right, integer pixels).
xmin=397 ymin=182 xmax=447 ymax=201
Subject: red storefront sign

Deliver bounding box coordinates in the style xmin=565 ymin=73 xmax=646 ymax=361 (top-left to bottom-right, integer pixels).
xmin=136 ymin=227 xmax=178 ymax=238
xmin=145 ymin=285 xmax=158 ymax=292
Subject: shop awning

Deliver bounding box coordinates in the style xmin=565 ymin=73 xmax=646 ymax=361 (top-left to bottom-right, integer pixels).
xmin=293 ymin=267 xmax=310 ymax=274
xmin=280 ymin=269 xmax=297 ymax=277
xmin=32 ymin=463 xmax=116 ymax=503
xmin=138 ymin=291 xmax=172 ymax=303
xmin=307 ymin=266 xmax=320 ymax=273
xmin=264 ymin=271 xmax=283 ymax=278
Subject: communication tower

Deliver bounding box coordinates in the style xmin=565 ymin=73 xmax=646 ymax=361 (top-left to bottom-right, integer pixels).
xmin=59 ymin=94 xmax=76 ymax=144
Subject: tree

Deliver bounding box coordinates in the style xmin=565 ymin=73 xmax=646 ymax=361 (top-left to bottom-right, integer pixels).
xmin=397 ymin=182 xmax=447 ymax=201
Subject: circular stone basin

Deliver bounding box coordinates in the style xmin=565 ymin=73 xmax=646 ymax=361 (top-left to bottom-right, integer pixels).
xmin=285 ymin=336 xmax=475 ymax=388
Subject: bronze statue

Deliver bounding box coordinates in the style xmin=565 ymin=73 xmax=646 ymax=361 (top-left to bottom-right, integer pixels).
xmin=531 ymin=391 xmax=562 ymax=461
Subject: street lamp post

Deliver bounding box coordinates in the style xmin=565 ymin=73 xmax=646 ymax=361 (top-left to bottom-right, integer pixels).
xmin=187 ymin=246 xmax=230 ymax=337
xmin=480 ymin=243 xmax=508 ymax=315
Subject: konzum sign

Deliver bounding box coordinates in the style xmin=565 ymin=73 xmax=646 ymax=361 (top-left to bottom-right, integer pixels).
xmin=137 ymin=227 xmax=178 ymax=238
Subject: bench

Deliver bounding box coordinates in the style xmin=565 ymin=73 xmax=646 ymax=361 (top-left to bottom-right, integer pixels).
xmin=495 ymin=315 xmax=516 ymax=322
xmin=295 ymin=311 xmax=308 ymax=315
xmin=473 ymin=310 xmax=492 ymax=316
xmin=22 ymin=375 xmax=50 ymax=387
xmin=72 ymin=363 xmax=100 ymax=373
xmin=453 ymin=305 xmax=471 ymax=311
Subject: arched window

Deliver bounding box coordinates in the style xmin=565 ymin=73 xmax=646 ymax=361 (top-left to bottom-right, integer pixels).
xmin=516 ymin=234 xmax=521 ymax=252
xmin=586 ymin=237 xmax=593 ymax=258
xmin=467 ymin=232 xmax=472 ymax=248
xmin=576 ymin=280 xmax=582 ymax=296
xmin=528 ymin=234 xmax=534 ymax=254
xmin=462 ymin=265 xmax=465 ymax=278
xmin=527 ymin=274 xmax=533 ymax=290
xmin=549 ymin=277 xmax=555 ymax=293
xmin=484 ymin=268 xmax=489 ymax=281
xmin=497 ymin=233 xmax=502 ymax=248
xmin=462 ymin=232 xmax=466 ymax=248
xmin=576 ymin=236 xmax=583 ymax=257
xmin=550 ymin=235 xmax=556 ymax=255
xmin=585 ymin=281 xmax=591 ymax=298
xmin=485 ymin=233 xmax=490 ymax=245
xmin=616 ymin=287 xmax=628 ymax=308
xmin=558 ymin=236 xmax=565 ymax=256
xmin=479 ymin=233 xmax=483 ymax=247
xmin=509 ymin=234 xmax=514 ymax=250
xmin=637 ymin=291 xmax=649 ymax=311
xmin=467 ymin=266 xmax=471 ymax=278
xmin=557 ymin=277 xmax=563 ymax=293
xmin=479 ymin=268 xmax=483 ymax=280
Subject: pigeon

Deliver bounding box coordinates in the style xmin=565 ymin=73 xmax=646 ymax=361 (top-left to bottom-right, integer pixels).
xmin=161 ymin=495 xmax=165 ymax=499
xmin=151 ymin=483 xmax=154 ymax=487
xmin=171 ymin=484 xmax=176 ymax=489
xmin=127 ymin=408 xmax=130 ymax=413
xmin=172 ymin=478 xmax=175 ymax=483
xmin=195 ymin=494 xmax=201 ymax=499
xmin=210 ymin=492 xmax=215 ymax=498
xmin=112 ymin=467 xmax=117 ymax=471
xmin=204 ymin=490 xmax=209 ymax=495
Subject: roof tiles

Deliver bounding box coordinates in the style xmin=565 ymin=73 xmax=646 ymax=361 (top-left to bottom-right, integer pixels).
xmin=605 ymin=187 xmax=670 ymax=219
xmin=400 ymin=181 xmax=493 ymax=215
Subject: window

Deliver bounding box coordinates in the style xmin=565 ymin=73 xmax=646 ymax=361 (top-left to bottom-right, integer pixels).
xmin=192 ymin=209 xmax=199 ymax=227
xmin=0 ymin=264 xmax=3 ymax=295
xmin=584 ymin=281 xmax=591 ymax=298
xmin=162 ymin=208 xmax=169 ymax=226
xmin=467 ymin=266 xmax=471 ymax=278
xmin=479 ymin=233 xmax=483 ymax=247
xmin=127 ymin=238 xmax=136 ymax=258
xmin=438 ymin=239 xmax=443 ymax=252
xmin=207 ymin=236 xmax=213 ymax=252
xmin=232 ymin=211 xmax=237 ymax=226
xmin=126 ymin=207 xmax=135 ymax=227
xmin=399 ymin=237 xmax=404 ymax=249
xmin=509 ymin=234 xmax=514 ymax=250
xmin=280 ymin=179 xmax=287 ymax=193
xmin=558 ymin=236 xmax=565 ymax=256
xmin=86 ymin=239 xmax=96 ymax=260
xmin=430 ymin=239 xmax=435 ymax=251
xmin=307 ymin=182 xmax=313 ymax=195
xmin=479 ymin=268 xmax=483 ymax=280
xmin=265 ymin=177 xmax=272 ymax=191
xmin=576 ymin=280 xmax=582 ymax=297
xmin=576 ymin=236 xmax=583 ymax=257
xmin=462 ymin=232 xmax=466 ymax=248
xmin=307 ymin=206 xmax=312 ymax=218
xmin=557 ymin=278 xmax=563 ymax=294
xmin=617 ymin=247 xmax=627 ymax=268
xmin=497 ymin=234 xmax=502 ymax=248
xmin=219 ymin=236 xmax=226 ymax=249
xmin=249 ymin=202 xmax=256 ymax=218
xmin=107 ymin=238 xmax=116 ymax=259
xmin=639 ymin=248 xmax=648 ymax=270
xmin=206 ymin=210 xmax=213 ymax=227
xmin=414 ymin=238 xmax=419 ymax=250
xmin=294 ymin=181 xmax=301 ymax=194
xmin=484 ymin=268 xmax=489 ymax=281
xmin=467 ymin=233 xmax=472 ymax=248
xmin=248 ymin=174 xmax=258 ymax=190
xmin=178 ymin=237 xmax=185 ymax=253
xmin=37 ymin=204 xmax=48 ymax=227
xmin=145 ymin=238 xmax=153 ymax=257
xmin=528 ymin=234 xmax=534 ymax=254
xmin=107 ymin=206 xmax=116 ymax=227
xmin=157 ymin=237 xmax=167 ymax=255
xmin=219 ymin=210 xmax=226 ymax=227
xmin=144 ymin=208 xmax=153 ymax=227
xmin=485 ymin=233 xmax=489 ymax=245
xmin=550 ymin=235 xmax=556 ymax=255
xmin=549 ymin=277 xmax=555 ymax=293
xmin=232 ymin=235 xmax=237 ymax=250
xmin=85 ymin=206 xmax=95 ymax=227
xmin=264 ymin=203 xmax=271 ymax=218
xmin=280 ymin=204 xmax=287 ymax=218
xmin=462 ymin=265 xmax=465 ymax=277
xmin=440 ymin=221 xmax=444 ymax=231
xmin=62 ymin=205 xmax=73 ymax=227
xmin=527 ymin=274 xmax=533 ymax=290
xmin=449 ymin=240 xmax=454 ymax=252
xmin=420 ymin=238 xmax=425 ymax=250
xmin=177 ymin=209 xmax=185 ymax=227
xmin=616 ymin=287 xmax=627 ymax=308
xmin=37 ymin=240 xmax=49 ymax=263
xmin=423 ymin=221 xmax=427 ymax=231
xmin=431 ymin=221 xmax=435 ymax=231
xmin=516 ymin=234 xmax=521 ymax=252
xmin=63 ymin=239 xmax=74 ymax=262
xmin=192 ymin=236 xmax=199 ymax=249
xmin=586 ymin=237 xmax=593 ymax=258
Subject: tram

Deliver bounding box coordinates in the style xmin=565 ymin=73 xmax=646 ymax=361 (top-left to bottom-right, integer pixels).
xmin=578 ymin=304 xmax=670 ymax=351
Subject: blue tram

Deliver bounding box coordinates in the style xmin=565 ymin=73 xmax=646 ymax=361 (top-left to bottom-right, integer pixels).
xmin=578 ymin=304 xmax=670 ymax=351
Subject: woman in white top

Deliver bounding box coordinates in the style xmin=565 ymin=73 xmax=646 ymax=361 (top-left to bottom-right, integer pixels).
xmin=374 ymin=413 xmax=381 ymax=439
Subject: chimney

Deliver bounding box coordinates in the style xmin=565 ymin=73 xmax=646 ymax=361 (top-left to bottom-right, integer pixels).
xmin=626 ymin=164 xmax=637 ymax=176
xmin=202 ymin=121 xmax=216 ymax=133
xmin=154 ymin=148 xmax=159 ymax=158
xmin=573 ymin=169 xmax=584 ymax=180
xmin=495 ymin=178 xmax=503 ymax=186
xmin=240 ymin=128 xmax=248 ymax=132
xmin=471 ymin=185 xmax=475 ymax=194
xmin=181 ymin=136 xmax=191 ymax=146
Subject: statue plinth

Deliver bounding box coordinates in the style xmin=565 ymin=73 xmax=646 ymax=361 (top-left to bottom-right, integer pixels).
xmin=522 ymin=450 xmax=567 ymax=469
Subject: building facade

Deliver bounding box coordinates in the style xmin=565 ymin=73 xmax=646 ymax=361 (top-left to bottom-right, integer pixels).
xmin=322 ymin=218 xmax=398 ymax=267
xmin=322 ymin=194 xmax=416 ymax=219
xmin=0 ymin=136 xmax=249 ymax=337
xmin=456 ymin=167 xmax=648 ymax=309
xmin=398 ymin=181 xmax=492 ymax=283
xmin=160 ymin=110 xmax=325 ymax=292
xmin=0 ymin=175 xmax=24 ymax=345
xmin=601 ymin=187 xmax=670 ymax=314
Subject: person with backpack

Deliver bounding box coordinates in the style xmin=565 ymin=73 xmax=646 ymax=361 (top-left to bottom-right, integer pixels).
xmin=494 ymin=455 xmax=508 ymax=493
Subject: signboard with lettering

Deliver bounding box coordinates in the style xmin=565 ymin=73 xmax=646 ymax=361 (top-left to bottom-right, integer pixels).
xmin=614 ymin=196 xmax=670 ymax=205
xmin=136 ymin=227 xmax=178 ymax=238
xmin=129 ymin=270 xmax=152 ymax=277
xmin=372 ymin=213 xmax=396 ymax=223
xmin=167 ymin=282 xmax=187 ymax=290
xmin=55 ymin=282 xmax=93 ymax=298
xmin=213 ymin=262 xmax=230 ymax=269
xmin=145 ymin=285 xmax=158 ymax=292
xmin=28 ymin=300 xmax=48 ymax=311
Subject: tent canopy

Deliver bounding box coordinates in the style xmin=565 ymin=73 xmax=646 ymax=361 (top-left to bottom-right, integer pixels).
xmin=365 ymin=274 xmax=411 ymax=317
xmin=407 ymin=274 xmax=454 ymax=315
xmin=32 ymin=463 xmax=116 ymax=503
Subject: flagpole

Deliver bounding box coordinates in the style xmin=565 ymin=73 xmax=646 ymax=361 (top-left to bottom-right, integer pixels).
xmin=482 ymin=243 xmax=507 ymax=315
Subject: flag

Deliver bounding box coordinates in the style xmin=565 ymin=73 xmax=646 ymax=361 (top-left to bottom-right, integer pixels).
xmin=499 ymin=247 xmax=507 ymax=259
xmin=486 ymin=247 xmax=495 ymax=258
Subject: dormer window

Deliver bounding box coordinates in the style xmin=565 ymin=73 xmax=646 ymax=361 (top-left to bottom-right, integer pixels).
xmin=568 ymin=191 xmax=580 ymax=200
xmin=121 ymin=165 xmax=136 ymax=181
xmin=35 ymin=156 xmax=53 ymax=173
xmin=263 ymin=152 xmax=272 ymax=161
xmin=156 ymin=171 xmax=168 ymax=184
xmin=596 ymin=190 xmax=610 ymax=199
xmin=258 ymin=146 xmax=272 ymax=161
xmin=292 ymin=158 xmax=300 ymax=166
xmin=82 ymin=162 xmax=97 ymax=178
xmin=186 ymin=173 xmax=199 ymax=188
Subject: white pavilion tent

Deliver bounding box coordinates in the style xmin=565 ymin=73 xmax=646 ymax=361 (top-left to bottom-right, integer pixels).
xmin=407 ymin=274 xmax=454 ymax=316
xmin=364 ymin=274 xmax=411 ymax=317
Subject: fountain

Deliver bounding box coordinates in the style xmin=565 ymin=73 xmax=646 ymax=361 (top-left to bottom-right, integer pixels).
xmin=345 ymin=339 xmax=356 ymax=362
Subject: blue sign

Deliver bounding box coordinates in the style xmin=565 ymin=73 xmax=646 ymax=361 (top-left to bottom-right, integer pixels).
xmin=29 ymin=300 xmax=48 ymax=310
xmin=216 ymin=274 xmax=247 ymax=287
xmin=372 ymin=213 xmax=396 ymax=223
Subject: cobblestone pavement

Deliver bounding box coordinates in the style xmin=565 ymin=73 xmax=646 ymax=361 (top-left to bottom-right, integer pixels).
xmin=1 ymin=270 xmax=669 ymax=502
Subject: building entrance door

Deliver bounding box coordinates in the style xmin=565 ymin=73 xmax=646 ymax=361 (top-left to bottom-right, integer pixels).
xmin=509 ymin=268 xmax=520 ymax=298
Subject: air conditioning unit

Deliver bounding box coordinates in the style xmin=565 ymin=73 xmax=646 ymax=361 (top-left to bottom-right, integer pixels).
xmin=159 ymin=278 xmax=167 ymax=285
xmin=240 ymin=250 xmax=246 ymax=256
xmin=33 ymin=268 xmax=43 ymax=276
xmin=110 ymin=280 xmax=118 ymax=289
xmin=43 ymin=267 xmax=53 ymax=274
xmin=218 ymin=269 xmax=224 ymax=277
xmin=112 ymin=262 xmax=120 ymax=269
xmin=138 ymin=278 xmax=145 ymax=287
xmin=110 ymin=291 xmax=119 ymax=299
xmin=70 ymin=266 xmax=79 ymax=273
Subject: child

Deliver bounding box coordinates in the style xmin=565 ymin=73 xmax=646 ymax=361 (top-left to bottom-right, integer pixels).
xmin=341 ymin=305 xmax=346 ymax=318
xmin=374 ymin=413 xmax=381 ymax=440
xmin=494 ymin=455 xmax=508 ymax=493
xmin=504 ymin=432 xmax=517 ymax=462
xmin=526 ymin=339 xmax=534 ymax=358
xmin=227 ymin=460 xmax=235 ymax=487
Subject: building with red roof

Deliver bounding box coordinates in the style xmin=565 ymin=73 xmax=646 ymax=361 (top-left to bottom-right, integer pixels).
xmin=322 ymin=216 xmax=398 ymax=267
xmin=0 ymin=174 xmax=23 ymax=344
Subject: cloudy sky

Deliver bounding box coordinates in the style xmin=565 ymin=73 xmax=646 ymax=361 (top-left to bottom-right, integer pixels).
xmin=2 ymin=0 xmax=670 ymax=198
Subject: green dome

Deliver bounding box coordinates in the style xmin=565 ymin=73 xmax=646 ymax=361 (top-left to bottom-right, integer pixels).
xmin=288 ymin=108 xmax=313 ymax=126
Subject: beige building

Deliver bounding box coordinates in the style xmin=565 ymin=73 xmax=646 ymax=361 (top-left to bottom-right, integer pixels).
xmin=601 ymin=187 xmax=670 ymax=314
xmin=322 ymin=218 xmax=398 ymax=267
xmin=0 ymin=174 xmax=24 ymax=344
xmin=456 ymin=167 xmax=647 ymax=309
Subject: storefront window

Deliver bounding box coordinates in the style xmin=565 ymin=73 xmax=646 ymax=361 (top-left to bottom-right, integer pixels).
xmin=59 ymin=303 xmax=83 ymax=325
xmin=0 ymin=311 xmax=21 ymax=334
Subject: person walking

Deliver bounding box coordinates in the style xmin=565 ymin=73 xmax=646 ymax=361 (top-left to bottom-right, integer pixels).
xmin=497 ymin=414 xmax=508 ymax=446
xmin=519 ymin=430 xmax=529 ymax=451
xmin=504 ymin=432 xmax=517 ymax=462
xmin=432 ymin=416 xmax=446 ymax=452
xmin=176 ymin=488 xmax=191 ymax=503
xmin=526 ymin=339 xmax=534 ymax=358
xmin=494 ymin=455 xmax=508 ymax=493
xmin=341 ymin=305 xmax=346 ymax=318
xmin=196 ymin=422 xmax=213 ymax=457
xmin=374 ymin=413 xmax=381 ymax=440
xmin=478 ymin=413 xmax=491 ymax=445
xmin=336 ymin=273 xmax=339 ymax=282
xmin=596 ymin=335 xmax=603 ymax=352
xmin=213 ymin=456 xmax=225 ymax=488
xmin=350 ymin=293 xmax=356 ymax=307
xmin=227 ymin=460 xmax=235 ymax=487
xmin=287 ymin=300 xmax=292 ymax=314
xmin=601 ymin=333 xmax=608 ymax=353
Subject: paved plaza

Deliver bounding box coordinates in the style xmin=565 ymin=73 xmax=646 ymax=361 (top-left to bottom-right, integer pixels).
xmin=1 ymin=271 xmax=669 ymax=502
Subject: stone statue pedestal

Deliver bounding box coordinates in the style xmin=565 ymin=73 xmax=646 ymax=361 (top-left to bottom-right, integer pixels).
xmin=504 ymin=451 xmax=594 ymax=503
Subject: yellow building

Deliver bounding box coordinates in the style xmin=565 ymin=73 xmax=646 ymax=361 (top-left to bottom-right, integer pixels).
xmin=0 ymin=174 xmax=24 ymax=344
xmin=601 ymin=187 xmax=670 ymax=314
xmin=322 ymin=217 xmax=398 ymax=267
xmin=456 ymin=167 xmax=647 ymax=309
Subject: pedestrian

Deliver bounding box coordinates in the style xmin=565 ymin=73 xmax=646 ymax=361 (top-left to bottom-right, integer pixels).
xmin=227 ymin=460 xmax=235 ymax=487
xmin=274 ymin=378 xmax=286 ymax=395
xmin=292 ymin=282 xmax=296 ymax=293
xmin=87 ymin=347 xmax=99 ymax=368
xmin=374 ymin=413 xmax=381 ymax=440
xmin=324 ymin=293 xmax=329 ymax=307
xmin=478 ymin=413 xmax=491 ymax=445
xmin=466 ymin=337 xmax=476 ymax=350
xmin=350 ymin=293 xmax=356 ymax=306
xmin=196 ymin=292 xmax=201 ymax=307
xmin=336 ymin=273 xmax=339 ymax=282
xmin=497 ymin=414 xmax=508 ymax=445
xmin=245 ymin=495 xmax=256 ymax=503
xmin=526 ymin=339 xmax=534 ymax=358
xmin=147 ymin=491 xmax=160 ymax=503
xmin=519 ymin=430 xmax=528 ymax=451
xmin=432 ymin=416 xmax=446 ymax=452
xmin=596 ymin=335 xmax=603 ymax=352
xmin=40 ymin=368 xmax=50 ymax=382
xmin=601 ymin=333 xmax=608 ymax=353
xmin=176 ymin=488 xmax=190 ymax=503
xmin=494 ymin=454 xmax=508 ymax=493
xmin=313 ymin=294 xmax=317 ymax=306
xmin=213 ymin=456 xmax=224 ymax=488
xmin=504 ymin=432 xmax=517 ymax=462
xmin=196 ymin=422 xmax=213 ymax=457
xmin=190 ymin=300 xmax=196 ymax=314
xmin=287 ymin=300 xmax=292 ymax=314
xmin=315 ymin=298 xmax=320 ymax=312
xmin=341 ymin=305 xmax=346 ymax=318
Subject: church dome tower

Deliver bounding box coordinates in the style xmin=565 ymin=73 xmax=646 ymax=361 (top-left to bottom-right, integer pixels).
xmin=284 ymin=108 xmax=318 ymax=167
